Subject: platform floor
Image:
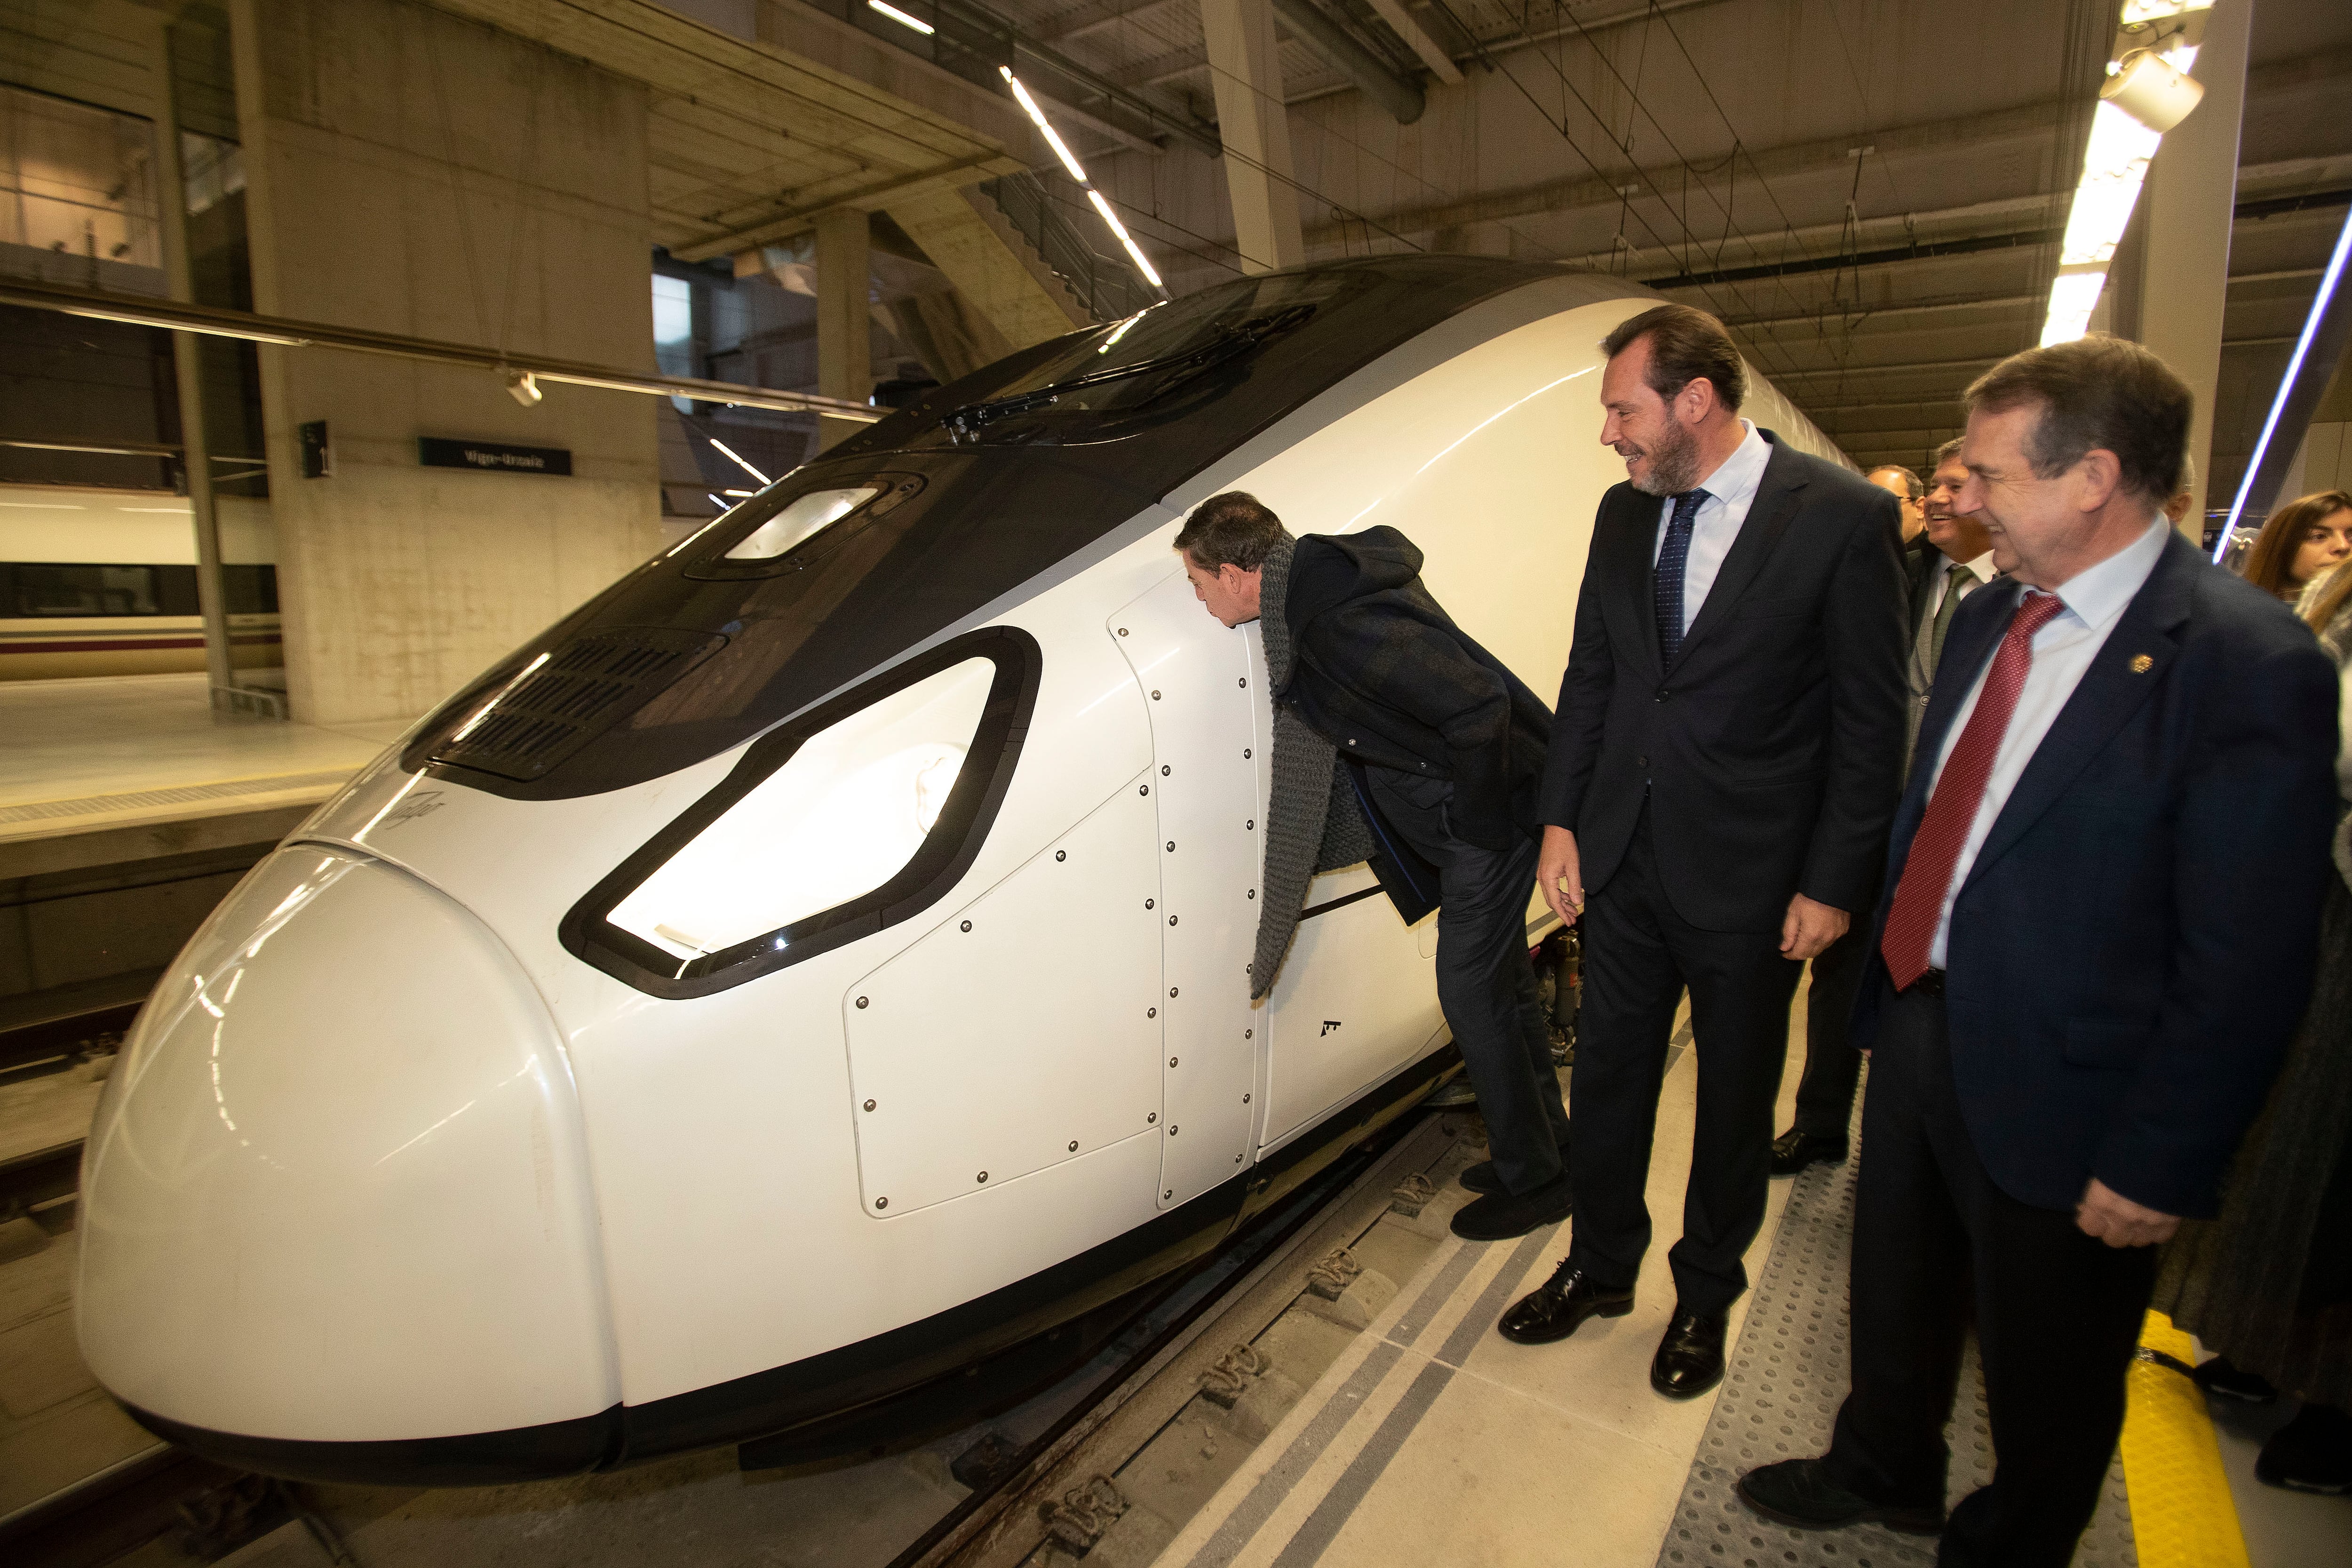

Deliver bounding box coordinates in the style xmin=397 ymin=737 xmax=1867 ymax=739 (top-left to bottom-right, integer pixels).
xmin=0 ymin=674 xmax=410 ymax=843
xmin=1163 ymin=1033 xmax=2350 ymax=1568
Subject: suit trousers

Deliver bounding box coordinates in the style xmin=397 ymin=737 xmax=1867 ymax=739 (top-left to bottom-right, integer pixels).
xmin=1366 ymin=768 xmax=1568 ymax=1195
xmin=1825 ymin=982 xmax=2159 ymax=1568
xmin=1790 ymin=917 xmax=1871 ymax=1138
xmin=1566 ymin=803 xmax=1804 ymax=1313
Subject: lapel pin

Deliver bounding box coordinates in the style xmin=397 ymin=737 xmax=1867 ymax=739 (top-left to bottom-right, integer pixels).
xmin=2130 ymin=654 xmax=2153 ymax=674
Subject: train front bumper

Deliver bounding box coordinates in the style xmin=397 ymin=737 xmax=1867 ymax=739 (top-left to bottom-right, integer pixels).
xmin=75 ymin=844 xmax=621 ymax=1481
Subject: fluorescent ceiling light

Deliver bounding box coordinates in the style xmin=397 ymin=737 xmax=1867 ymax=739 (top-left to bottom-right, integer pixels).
xmin=999 ymin=68 xmax=1089 ymax=185
xmin=1087 ymin=189 xmax=1165 ymax=291
xmin=707 ymin=437 xmax=771 ymax=486
xmin=2218 ymin=205 xmax=2352 ymax=555
xmin=0 ymin=501 xmax=85 ymax=509
xmin=2060 ymin=102 xmax=2163 ymax=269
xmin=866 ymin=0 xmax=934 ymax=34
xmin=2040 ymin=270 xmax=2110 ymax=348
xmin=2118 ymin=0 xmax=2211 ymax=22
xmin=2038 ymin=49 xmax=2194 ymax=348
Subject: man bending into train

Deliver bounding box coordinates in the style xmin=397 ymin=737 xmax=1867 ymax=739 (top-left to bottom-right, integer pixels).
xmin=1174 ymin=493 xmax=1572 ymax=1242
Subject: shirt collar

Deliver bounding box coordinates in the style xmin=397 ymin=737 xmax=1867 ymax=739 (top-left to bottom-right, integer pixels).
xmin=1688 ymin=419 xmax=1770 ymax=513
xmin=2052 ymin=516 xmax=2170 ymax=633
xmin=1956 ymin=550 xmax=1995 ymax=582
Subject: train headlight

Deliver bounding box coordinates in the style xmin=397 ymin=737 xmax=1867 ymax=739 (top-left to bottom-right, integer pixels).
xmin=609 ymin=661 xmax=990 ymax=960
xmin=563 ymin=629 xmax=1040 ymax=996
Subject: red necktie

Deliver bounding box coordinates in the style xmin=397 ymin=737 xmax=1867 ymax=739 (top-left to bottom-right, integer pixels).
xmin=1880 ymin=590 xmax=2068 ymax=989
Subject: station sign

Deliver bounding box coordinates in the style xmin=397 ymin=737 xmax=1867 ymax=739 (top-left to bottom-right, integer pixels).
xmin=418 ymin=437 xmax=573 ymax=476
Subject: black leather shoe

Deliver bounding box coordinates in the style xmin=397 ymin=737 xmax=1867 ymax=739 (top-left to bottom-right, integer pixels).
xmin=1458 ymin=1145 xmax=1572 ymax=1196
xmin=1448 ymin=1169 xmax=1573 ymax=1241
xmin=2193 ymin=1354 xmax=2279 ymax=1404
xmin=2257 ymin=1403 xmax=2352 ymax=1494
xmin=1769 ymin=1128 xmax=1849 ymax=1177
xmin=1650 ymin=1305 xmax=1729 ymax=1398
xmin=1735 ymin=1458 xmax=1945 ymax=1534
xmin=1497 ymin=1262 xmax=1635 ymax=1344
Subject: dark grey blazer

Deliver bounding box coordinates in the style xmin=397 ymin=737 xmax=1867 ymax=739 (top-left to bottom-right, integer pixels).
xmin=1539 ymin=432 xmax=1912 ymax=931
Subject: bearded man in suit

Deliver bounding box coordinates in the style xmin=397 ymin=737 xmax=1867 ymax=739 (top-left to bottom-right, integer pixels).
xmin=1496 ymin=303 xmax=1911 ymax=1400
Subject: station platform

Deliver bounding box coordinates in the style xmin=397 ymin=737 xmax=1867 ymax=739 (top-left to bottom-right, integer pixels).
xmin=0 ymin=673 xmax=407 ymax=878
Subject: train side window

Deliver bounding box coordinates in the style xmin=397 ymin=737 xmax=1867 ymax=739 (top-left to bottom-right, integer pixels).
xmin=9 ymin=564 xmax=162 ymax=617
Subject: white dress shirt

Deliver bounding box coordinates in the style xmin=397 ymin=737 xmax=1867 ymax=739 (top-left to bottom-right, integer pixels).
xmin=1923 ymin=550 xmax=1997 ymax=618
xmin=1651 ymin=419 xmax=1772 ymax=636
xmin=1923 ymin=516 xmax=2171 ymax=967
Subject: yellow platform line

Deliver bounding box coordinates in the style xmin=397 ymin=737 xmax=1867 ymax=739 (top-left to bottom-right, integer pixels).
xmin=2121 ymin=1310 xmax=2251 ymax=1568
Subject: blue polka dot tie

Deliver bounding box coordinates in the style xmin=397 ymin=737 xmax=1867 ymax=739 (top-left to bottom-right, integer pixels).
xmin=1655 ymin=488 xmax=1708 ymax=668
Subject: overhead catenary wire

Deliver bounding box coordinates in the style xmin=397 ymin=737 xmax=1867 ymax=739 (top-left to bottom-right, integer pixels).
xmin=1526 ymin=0 xmax=1865 ymax=394
xmin=1419 ymin=0 xmax=1820 ymax=394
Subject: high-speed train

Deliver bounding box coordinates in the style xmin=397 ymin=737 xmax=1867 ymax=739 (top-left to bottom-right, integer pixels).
xmin=0 ymin=485 xmax=280 ymax=680
xmin=75 ymin=259 xmax=1847 ymax=1485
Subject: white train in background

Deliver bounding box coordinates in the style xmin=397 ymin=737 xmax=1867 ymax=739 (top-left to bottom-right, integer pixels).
xmin=75 ymin=261 xmax=1850 ymax=1485
xmin=0 ymin=485 xmax=278 ymax=680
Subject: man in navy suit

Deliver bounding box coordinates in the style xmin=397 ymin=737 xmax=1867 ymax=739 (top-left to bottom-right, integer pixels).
xmin=1498 ymin=303 xmax=1910 ymax=1398
xmin=1737 ymin=337 xmax=2341 ymax=1566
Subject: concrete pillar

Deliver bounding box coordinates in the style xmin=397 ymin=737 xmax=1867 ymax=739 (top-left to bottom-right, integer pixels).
xmin=143 ymin=13 xmax=234 ymax=701
xmin=1199 ymin=0 xmax=1304 ymax=274
xmin=813 ymin=207 xmax=872 ymax=452
xmin=224 ymin=0 xmax=661 ymax=726
xmin=884 ymin=188 xmax=1086 ymax=351
xmin=2136 ymin=0 xmax=2249 ymax=536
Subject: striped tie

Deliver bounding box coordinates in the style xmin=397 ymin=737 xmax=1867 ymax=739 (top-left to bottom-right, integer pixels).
xmin=1880 ymin=589 xmax=2068 ymax=989
xmin=1655 ymin=488 xmax=1708 ymax=667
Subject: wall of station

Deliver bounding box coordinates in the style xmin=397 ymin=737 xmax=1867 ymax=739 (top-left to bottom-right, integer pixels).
xmin=228 ymin=0 xmax=663 ymax=726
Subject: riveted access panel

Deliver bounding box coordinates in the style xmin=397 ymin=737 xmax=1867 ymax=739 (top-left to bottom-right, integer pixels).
xmin=1109 ymin=573 xmax=1264 ymax=1209
xmin=844 ymin=780 xmax=1164 ymax=1218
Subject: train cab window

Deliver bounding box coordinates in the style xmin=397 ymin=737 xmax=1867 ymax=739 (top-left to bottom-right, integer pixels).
xmin=561 ymin=628 xmax=1040 ymax=999
xmin=10 ymin=564 xmax=160 ymax=617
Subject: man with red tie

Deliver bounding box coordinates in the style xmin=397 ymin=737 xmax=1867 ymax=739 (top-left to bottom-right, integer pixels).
xmin=1735 ymin=338 xmax=2341 ymax=1565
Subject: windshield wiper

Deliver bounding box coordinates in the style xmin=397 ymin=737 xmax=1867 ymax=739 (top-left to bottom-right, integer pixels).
xmin=940 ymin=306 xmax=1311 ymax=443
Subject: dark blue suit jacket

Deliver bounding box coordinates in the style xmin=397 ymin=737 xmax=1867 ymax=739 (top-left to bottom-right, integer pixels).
xmin=1851 ymin=529 xmax=2341 ymax=1218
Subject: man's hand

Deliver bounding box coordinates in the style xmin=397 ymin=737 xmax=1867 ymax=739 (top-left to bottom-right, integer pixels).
xmin=1538 ymin=825 xmax=1584 ymax=926
xmin=2075 ymin=1178 xmax=2180 ymax=1248
xmin=1779 ymin=893 xmax=1850 ymax=961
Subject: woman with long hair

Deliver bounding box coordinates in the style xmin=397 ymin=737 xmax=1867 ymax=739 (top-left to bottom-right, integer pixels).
xmin=2240 ymin=490 xmax=2352 ymax=602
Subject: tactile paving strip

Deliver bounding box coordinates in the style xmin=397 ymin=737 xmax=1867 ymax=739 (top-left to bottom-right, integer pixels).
xmin=0 ymin=768 xmax=354 ymax=824
xmin=1653 ymin=1074 xmax=2137 ymax=1568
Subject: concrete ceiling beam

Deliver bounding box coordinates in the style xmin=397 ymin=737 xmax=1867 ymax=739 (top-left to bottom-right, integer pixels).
xmin=1362 ymin=0 xmax=1460 ymax=84
xmin=1296 ymin=48 xmax=2350 ymax=256
xmin=1030 ymin=0 xmax=1192 ymax=48
xmin=1266 ymin=0 xmax=1422 ymax=125
xmin=668 ymin=150 xmax=1024 ymax=261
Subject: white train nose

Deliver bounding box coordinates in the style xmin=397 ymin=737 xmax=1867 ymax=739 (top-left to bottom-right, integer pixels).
xmin=76 ymin=844 xmax=620 ymax=1477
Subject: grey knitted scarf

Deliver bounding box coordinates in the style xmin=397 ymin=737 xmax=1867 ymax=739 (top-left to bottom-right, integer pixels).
xmin=1252 ymin=533 xmax=1376 ymax=999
